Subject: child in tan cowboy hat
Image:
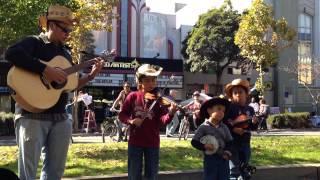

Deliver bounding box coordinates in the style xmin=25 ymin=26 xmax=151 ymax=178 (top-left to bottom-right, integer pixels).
xmin=223 ymin=78 xmax=258 ymax=180
xmin=5 ymin=4 xmax=104 ymax=180
xmin=119 ymin=64 xmax=178 ymax=179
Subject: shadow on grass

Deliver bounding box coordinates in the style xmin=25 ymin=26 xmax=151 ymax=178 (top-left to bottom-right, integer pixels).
xmin=0 ymin=160 xmax=18 ymax=175
xmin=251 ymin=146 xmax=320 ymax=166
xmin=65 ymin=163 xmax=127 ymax=177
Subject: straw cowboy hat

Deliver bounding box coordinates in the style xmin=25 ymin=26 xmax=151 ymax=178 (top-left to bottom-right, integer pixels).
xmin=199 ymin=96 xmax=230 ymax=120
xmin=135 ymin=64 xmax=163 ymax=81
xmin=38 ymin=5 xmax=77 ymax=30
xmin=225 ymin=78 xmax=250 ymax=98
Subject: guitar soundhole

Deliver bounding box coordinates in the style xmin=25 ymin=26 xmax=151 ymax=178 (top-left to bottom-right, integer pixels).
xmin=51 ymin=81 xmax=67 ymax=89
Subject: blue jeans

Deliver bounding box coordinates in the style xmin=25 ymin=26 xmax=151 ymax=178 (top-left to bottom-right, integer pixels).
xmin=15 ymin=117 xmax=72 ymax=180
xmin=128 ymin=145 xmax=159 ymax=180
xmin=166 ymin=113 xmax=179 ymax=135
xmin=229 ymin=142 xmax=251 ymax=179
xmin=203 ymin=154 xmax=229 ymax=180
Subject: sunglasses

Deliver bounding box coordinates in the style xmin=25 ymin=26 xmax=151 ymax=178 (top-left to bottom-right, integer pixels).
xmin=54 ymin=22 xmax=72 ymax=34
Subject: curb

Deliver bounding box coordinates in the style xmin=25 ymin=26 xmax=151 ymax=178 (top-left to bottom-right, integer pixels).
xmin=63 ymin=164 xmax=320 ymax=180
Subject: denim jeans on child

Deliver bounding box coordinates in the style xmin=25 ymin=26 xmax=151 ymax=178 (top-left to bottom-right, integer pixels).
xmin=128 ymin=145 xmax=159 ymax=180
xmin=15 ymin=115 xmax=72 ymax=180
xmin=203 ymin=154 xmax=229 ymax=180
xmin=229 ymin=142 xmax=251 ymax=180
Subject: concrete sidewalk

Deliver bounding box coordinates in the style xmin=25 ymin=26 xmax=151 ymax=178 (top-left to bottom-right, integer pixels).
xmin=63 ymin=164 xmax=320 ymax=180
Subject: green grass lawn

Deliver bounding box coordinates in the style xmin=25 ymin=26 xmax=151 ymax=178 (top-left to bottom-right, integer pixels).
xmin=1 ymin=136 xmax=320 ymax=177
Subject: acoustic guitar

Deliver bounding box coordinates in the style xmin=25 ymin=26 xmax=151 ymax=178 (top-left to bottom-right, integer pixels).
xmin=7 ymin=50 xmax=115 ymax=113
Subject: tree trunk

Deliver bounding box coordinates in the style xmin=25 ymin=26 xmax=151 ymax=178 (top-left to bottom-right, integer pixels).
xmin=72 ymin=91 xmax=79 ymax=132
xmin=215 ymin=71 xmax=223 ymax=95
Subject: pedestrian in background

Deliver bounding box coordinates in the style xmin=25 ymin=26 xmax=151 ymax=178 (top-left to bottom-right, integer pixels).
xmin=166 ymin=89 xmax=179 ymax=137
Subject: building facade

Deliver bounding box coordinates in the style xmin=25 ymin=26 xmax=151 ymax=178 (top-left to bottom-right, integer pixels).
xmin=269 ymin=0 xmax=320 ymax=112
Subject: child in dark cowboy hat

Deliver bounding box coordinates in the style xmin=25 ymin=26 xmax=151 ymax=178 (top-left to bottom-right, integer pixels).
xmin=119 ymin=64 xmax=178 ymax=180
xmin=223 ymin=79 xmax=258 ymax=180
xmin=191 ymin=97 xmax=233 ymax=180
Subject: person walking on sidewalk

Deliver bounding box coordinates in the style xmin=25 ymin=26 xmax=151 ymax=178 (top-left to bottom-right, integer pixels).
xmin=119 ymin=64 xmax=178 ymax=180
xmin=166 ymin=89 xmax=179 ymax=137
xmin=5 ymin=5 xmax=104 ymax=180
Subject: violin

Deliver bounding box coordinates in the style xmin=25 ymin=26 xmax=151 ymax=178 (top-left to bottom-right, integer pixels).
xmin=144 ymin=91 xmax=184 ymax=113
xmin=231 ymin=114 xmax=253 ymax=129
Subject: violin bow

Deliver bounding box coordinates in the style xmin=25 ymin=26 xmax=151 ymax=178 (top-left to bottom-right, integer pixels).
xmin=147 ymin=74 xmax=175 ymax=113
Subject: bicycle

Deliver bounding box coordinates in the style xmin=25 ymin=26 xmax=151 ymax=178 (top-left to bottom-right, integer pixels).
xmin=106 ymin=108 xmax=129 ymax=142
xmin=101 ymin=116 xmax=118 ymax=143
xmin=178 ymin=110 xmax=192 ymax=140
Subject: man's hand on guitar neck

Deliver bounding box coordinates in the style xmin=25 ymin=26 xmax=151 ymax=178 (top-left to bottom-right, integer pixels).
xmin=43 ymin=66 xmax=67 ymax=84
xmin=87 ymin=58 xmax=105 ymax=80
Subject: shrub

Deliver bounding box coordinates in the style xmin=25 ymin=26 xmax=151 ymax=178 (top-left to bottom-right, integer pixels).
xmin=0 ymin=111 xmax=15 ymax=136
xmin=267 ymin=112 xmax=311 ymax=129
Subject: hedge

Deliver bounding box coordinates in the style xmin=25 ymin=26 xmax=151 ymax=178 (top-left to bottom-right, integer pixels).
xmin=0 ymin=111 xmax=15 ymax=136
xmin=267 ymin=112 xmax=311 ymax=129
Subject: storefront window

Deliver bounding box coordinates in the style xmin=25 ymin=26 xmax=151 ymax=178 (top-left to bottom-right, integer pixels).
xmin=298 ymin=13 xmax=313 ymax=85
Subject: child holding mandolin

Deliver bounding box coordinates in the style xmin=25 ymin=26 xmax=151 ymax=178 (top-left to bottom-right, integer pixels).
xmin=223 ymin=79 xmax=258 ymax=180
xmin=119 ymin=64 xmax=178 ymax=180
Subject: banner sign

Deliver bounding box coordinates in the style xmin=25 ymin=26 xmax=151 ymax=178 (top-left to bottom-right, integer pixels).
xmin=85 ymin=57 xmax=184 ymax=88
xmin=88 ymin=73 xmax=183 ymax=88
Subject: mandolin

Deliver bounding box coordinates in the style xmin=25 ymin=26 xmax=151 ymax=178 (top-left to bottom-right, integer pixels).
xmin=7 ymin=50 xmax=115 ymax=113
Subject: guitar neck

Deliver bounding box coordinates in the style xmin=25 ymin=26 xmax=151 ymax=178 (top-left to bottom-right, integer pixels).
xmin=63 ymin=50 xmax=115 ymax=75
xmin=64 ymin=60 xmax=95 ymax=75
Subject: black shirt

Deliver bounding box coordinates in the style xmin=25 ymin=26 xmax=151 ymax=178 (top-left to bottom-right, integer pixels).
xmin=5 ymin=33 xmax=73 ymax=114
xmin=223 ymin=103 xmax=257 ymax=144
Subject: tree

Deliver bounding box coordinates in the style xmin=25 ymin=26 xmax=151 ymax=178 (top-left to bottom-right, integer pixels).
xmin=181 ymin=0 xmax=243 ymax=93
xmin=235 ymin=0 xmax=296 ymax=95
xmin=0 ymin=0 xmax=76 ymax=55
xmin=67 ymin=0 xmax=118 ymax=63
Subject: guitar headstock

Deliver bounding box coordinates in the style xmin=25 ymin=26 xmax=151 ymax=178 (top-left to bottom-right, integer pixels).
xmin=100 ymin=49 xmax=116 ymax=62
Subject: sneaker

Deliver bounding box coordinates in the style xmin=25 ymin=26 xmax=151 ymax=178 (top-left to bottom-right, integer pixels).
xmin=166 ymin=134 xmax=173 ymax=137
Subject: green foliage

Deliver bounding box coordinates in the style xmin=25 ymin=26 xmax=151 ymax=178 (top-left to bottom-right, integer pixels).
xmin=235 ymin=0 xmax=296 ymax=93
xmin=2 ymin=137 xmax=320 ymax=177
xmin=0 ymin=0 xmax=118 ymax=63
xmin=0 ymin=111 xmax=14 ymax=136
xmin=182 ymin=0 xmax=243 ymax=80
xmin=0 ymin=111 xmax=14 ymax=122
xmin=0 ymin=0 xmax=74 ymax=53
xmin=68 ymin=0 xmax=118 ymax=63
xmin=267 ymin=112 xmax=311 ymax=129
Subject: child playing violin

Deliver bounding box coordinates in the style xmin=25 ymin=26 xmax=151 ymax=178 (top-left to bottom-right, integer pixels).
xmin=119 ymin=64 xmax=178 ymax=180
xmin=223 ymin=79 xmax=258 ymax=180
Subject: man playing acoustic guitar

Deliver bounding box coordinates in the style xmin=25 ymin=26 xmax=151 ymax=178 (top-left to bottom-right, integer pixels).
xmin=5 ymin=5 xmax=104 ymax=180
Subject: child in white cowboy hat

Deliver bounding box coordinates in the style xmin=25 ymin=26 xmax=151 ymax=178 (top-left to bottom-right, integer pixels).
xmin=223 ymin=79 xmax=258 ymax=180
xmin=119 ymin=64 xmax=178 ymax=179
xmin=191 ymin=96 xmax=233 ymax=180
xmin=5 ymin=4 xmax=104 ymax=180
